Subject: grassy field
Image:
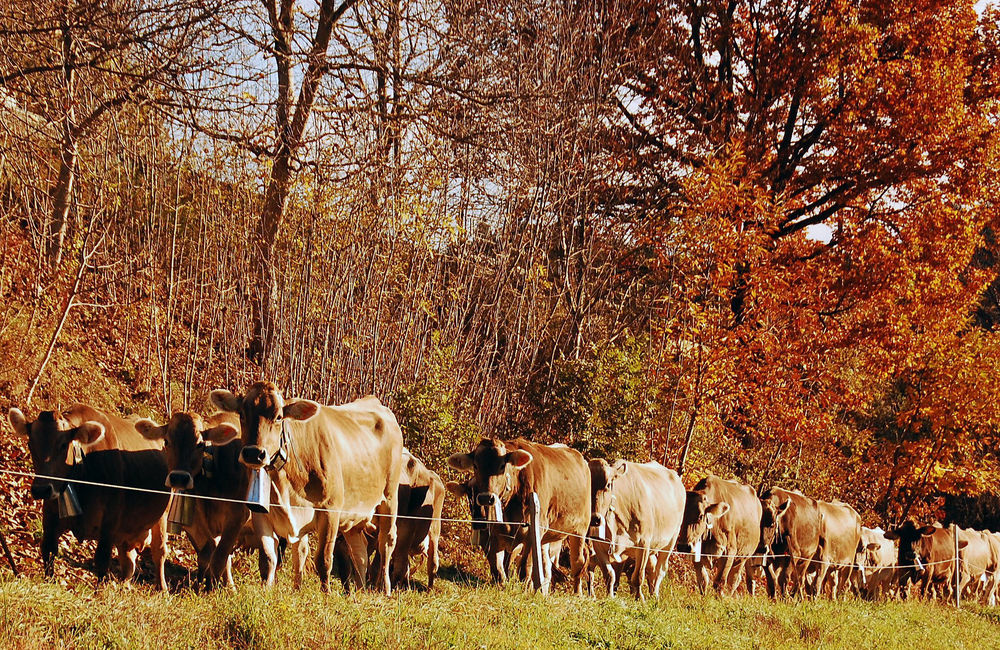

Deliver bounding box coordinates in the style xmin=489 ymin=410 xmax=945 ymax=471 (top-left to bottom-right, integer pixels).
xmin=2 ymin=569 xmax=999 ymax=649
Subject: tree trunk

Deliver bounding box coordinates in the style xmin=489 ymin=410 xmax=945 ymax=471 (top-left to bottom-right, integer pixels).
xmin=48 ymin=0 xmax=77 ymax=269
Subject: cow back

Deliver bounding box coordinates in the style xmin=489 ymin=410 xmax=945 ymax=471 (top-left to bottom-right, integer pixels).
xmin=817 ymin=500 xmax=861 ymax=565
xmin=509 ymin=439 xmax=590 ymax=539
xmin=64 ymin=403 xmax=162 ymax=452
xmin=71 ymin=449 xmax=170 ymax=543
xmin=612 ymin=461 xmax=685 ymax=550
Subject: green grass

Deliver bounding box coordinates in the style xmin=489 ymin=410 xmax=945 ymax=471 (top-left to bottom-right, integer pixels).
xmin=1 ymin=570 xmax=998 ymax=649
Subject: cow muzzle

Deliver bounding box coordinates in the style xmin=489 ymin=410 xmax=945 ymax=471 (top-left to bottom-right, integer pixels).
xmin=240 ymin=446 xmax=268 ymax=468
xmin=590 ymin=514 xmax=602 ymax=528
xmin=31 ymin=482 xmax=57 ymax=501
xmin=475 ymin=492 xmax=497 ymax=507
xmin=167 ymin=471 xmax=194 ymax=490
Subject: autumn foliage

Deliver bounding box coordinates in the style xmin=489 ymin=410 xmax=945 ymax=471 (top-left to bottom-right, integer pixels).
xmin=1 ymin=0 xmax=1000 ymax=537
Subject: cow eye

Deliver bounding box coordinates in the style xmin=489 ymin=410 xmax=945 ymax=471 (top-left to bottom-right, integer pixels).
xmin=275 ymin=414 xmax=283 ymax=422
xmin=196 ymin=441 xmax=206 ymax=449
xmin=163 ymin=439 xmax=170 ymax=448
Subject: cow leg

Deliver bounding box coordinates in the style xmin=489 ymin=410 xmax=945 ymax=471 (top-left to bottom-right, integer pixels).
xmin=651 ymin=550 xmax=671 ymax=598
xmin=197 ymin=540 xmax=217 ymax=589
xmin=254 ymin=514 xmax=279 ymax=587
xmin=313 ymin=512 xmax=340 ymax=592
xmin=631 ymin=545 xmax=652 ymax=601
xmin=374 ymin=494 xmax=398 ymax=595
xmin=116 ymin=543 xmax=138 ymax=583
xmin=147 ymin=517 xmax=168 ymax=591
xmin=714 ymin=554 xmax=736 ymax=595
xmin=40 ymin=501 xmax=60 ymax=578
xmin=593 ymin=539 xmax=615 ymax=598
xmin=693 ymin=558 xmax=712 ymax=594
xmin=94 ymin=533 xmax=114 ymax=583
xmin=726 ymin=558 xmax=748 ymax=596
xmin=209 ymin=525 xmax=242 ymax=590
xmin=811 ymin=561 xmax=830 ymax=599
xmin=289 ymin=535 xmax=310 ymax=590
xmin=342 ymin=529 xmax=371 ymax=591
xmin=427 ymin=533 xmax=440 ymax=590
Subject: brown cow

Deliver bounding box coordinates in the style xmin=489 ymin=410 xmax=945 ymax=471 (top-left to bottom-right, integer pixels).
xmin=886 ymin=521 xmax=966 ymax=600
xmin=588 ymin=459 xmax=685 ymax=600
xmin=135 ymin=411 xmax=249 ymax=589
xmin=448 ymin=439 xmax=590 ymax=594
xmin=9 ymin=404 xmax=167 ymax=585
xmin=211 ymin=383 xmax=403 ymax=593
xmin=809 ymin=500 xmax=862 ymax=599
xmin=369 ymin=449 xmax=444 ymax=589
xmin=759 ymin=487 xmax=821 ymax=599
xmin=10 ymin=413 xmax=169 ymax=587
xmin=678 ymin=474 xmax=762 ymax=596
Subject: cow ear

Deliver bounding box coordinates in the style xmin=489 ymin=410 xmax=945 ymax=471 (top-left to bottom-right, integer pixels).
xmin=611 ymin=459 xmax=628 ymax=480
xmin=447 ymin=453 xmax=475 ymax=472
xmin=919 ymin=526 xmax=937 ymax=537
xmin=284 ymin=400 xmax=318 ymax=421
xmin=210 ymin=389 xmax=241 ymax=412
xmin=8 ymin=408 xmax=28 ymax=437
xmin=884 ymin=530 xmax=900 ymax=540
xmin=867 ymin=542 xmax=881 ymax=551
xmin=707 ymin=502 xmax=730 ymax=519
xmin=507 ymin=449 xmax=533 ymax=469
xmin=445 ymin=481 xmax=468 ymax=497
xmin=135 ymin=418 xmax=166 ymax=440
xmin=203 ymin=422 xmax=239 ymax=446
xmin=776 ymin=498 xmax=791 ymax=515
xmin=75 ymin=421 xmax=106 ymax=447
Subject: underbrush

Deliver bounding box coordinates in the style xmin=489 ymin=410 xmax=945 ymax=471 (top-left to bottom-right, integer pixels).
xmin=0 ymin=567 xmax=996 ymax=649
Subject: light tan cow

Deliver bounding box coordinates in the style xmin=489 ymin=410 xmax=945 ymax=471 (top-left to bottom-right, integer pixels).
xmin=678 ymin=474 xmax=762 ymax=596
xmin=957 ymin=527 xmax=1000 ymax=605
xmin=448 ymin=439 xmax=590 ymax=595
xmin=369 ymin=449 xmax=444 ymax=589
xmin=811 ymin=500 xmax=862 ymax=599
xmin=211 ymin=382 xmax=403 ymax=593
xmin=10 ymin=404 xmax=167 ymax=587
xmin=588 ymin=459 xmax=684 ymax=600
xmin=855 ymin=526 xmax=898 ymax=600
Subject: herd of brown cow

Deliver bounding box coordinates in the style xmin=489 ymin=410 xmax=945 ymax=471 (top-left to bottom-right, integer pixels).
xmin=6 ymin=381 xmax=999 ymax=605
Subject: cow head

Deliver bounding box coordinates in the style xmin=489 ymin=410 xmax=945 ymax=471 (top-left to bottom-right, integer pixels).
xmin=856 ymin=526 xmax=887 ymax=575
xmin=9 ymin=407 xmax=104 ymax=500
xmin=447 ymin=439 xmax=532 ymax=521
xmin=678 ymin=489 xmax=730 ymax=561
xmin=759 ymin=488 xmax=792 ymax=549
xmin=210 ymin=382 xmax=318 ymax=469
xmin=136 ymin=412 xmax=239 ymax=489
xmin=588 ymin=458 xmax=627 ymax=531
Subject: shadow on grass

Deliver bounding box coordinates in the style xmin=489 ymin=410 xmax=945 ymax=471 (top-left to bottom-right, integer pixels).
xmin=436 ymin=564 xmax=490 ymax=588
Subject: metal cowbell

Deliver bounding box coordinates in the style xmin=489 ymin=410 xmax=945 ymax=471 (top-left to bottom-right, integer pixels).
xmin=246 ymin=467 xmax=270 ymax=514
xmin=57 ymin=485 xmax=82 ymax=519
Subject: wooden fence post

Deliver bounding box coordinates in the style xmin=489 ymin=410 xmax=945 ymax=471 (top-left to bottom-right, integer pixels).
xmin=528 ymin=492 xmax=544 ymax=593
xmin=953 ymin=523 xmax=960 ymax=609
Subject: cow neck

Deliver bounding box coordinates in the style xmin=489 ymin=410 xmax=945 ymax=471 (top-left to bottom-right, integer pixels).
xmin=269 ymin=419 xmax=308 ymax=489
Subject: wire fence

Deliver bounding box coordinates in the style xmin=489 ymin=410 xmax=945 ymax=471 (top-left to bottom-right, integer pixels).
xmin=0 ymin=466 xmax=961 ymax=572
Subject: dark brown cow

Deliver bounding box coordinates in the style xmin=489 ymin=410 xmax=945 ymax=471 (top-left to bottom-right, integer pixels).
xmin=759 ymin=487 xmax=821 ymax=598
xmin=886 ymin=521 xmax=966 ymax=600
xmin=10 ymin=413 xmax=169 ymax=587
xmin=448 ymin=439 xmax=590 ymax=594
xmin=811 ymin=500 xmax=862 ymax=599
xmin=678 ymin=474 xmax=762 ymax=595
xmin=369 ymin=449 xmax=444 ymax=589
xmin=211 ymin=382 xmax=403 ymax=593
xmin=9 ymin=404 xmax=167 ymax=585
xmin=135 ymin=411 xmax=248 ymax=589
